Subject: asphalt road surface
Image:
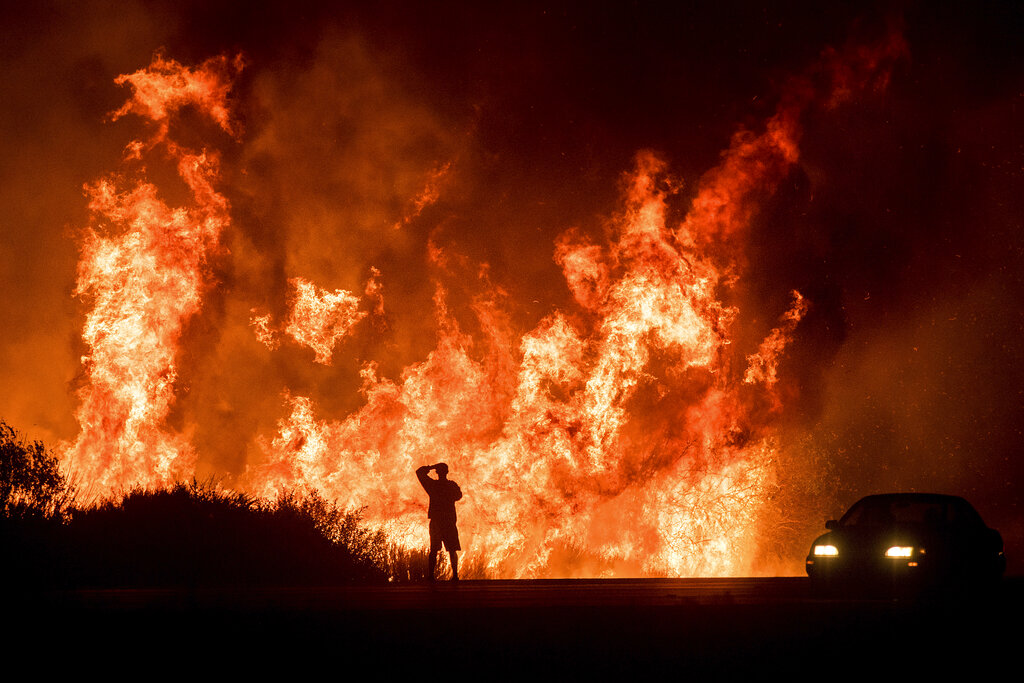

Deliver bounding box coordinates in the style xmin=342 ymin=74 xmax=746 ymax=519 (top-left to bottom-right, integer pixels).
xmin=14 ymin=578 xmax=1021 ymax=677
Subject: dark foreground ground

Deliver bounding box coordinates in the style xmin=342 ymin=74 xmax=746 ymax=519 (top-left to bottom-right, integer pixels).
xmin=9 ymin=577 xmax=1021 ymax=677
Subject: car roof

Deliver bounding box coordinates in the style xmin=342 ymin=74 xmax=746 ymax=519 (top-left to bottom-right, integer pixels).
xmin=835 ymin=491 xmax=987 ymax=528
xmin=855 ymin=492 xmax=972 ymax=506
xmin=842 ymin=493 xmax=985 ymax=525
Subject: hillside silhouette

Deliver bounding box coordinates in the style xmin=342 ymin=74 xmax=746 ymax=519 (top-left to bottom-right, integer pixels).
xmin=1 ymin=420 xmax=429 ymax=588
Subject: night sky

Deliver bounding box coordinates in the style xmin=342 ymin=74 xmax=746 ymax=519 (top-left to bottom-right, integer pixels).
xmin=2 ymin=1 xmax=1022 ymax=571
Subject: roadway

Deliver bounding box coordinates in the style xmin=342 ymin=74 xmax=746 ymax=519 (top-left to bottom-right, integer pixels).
xmin=13 ymin=577 xmax=1021 ymax=676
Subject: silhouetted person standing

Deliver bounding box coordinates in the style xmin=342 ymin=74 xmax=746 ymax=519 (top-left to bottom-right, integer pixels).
xmin=416 ymin=462 xmax=463 ymax=581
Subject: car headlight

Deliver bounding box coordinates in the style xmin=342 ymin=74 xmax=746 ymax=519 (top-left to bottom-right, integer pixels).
xmin=813 ymin=544 xmax=839 ymax=556
xmin=885 ymin=546 xmax=914 ymax=558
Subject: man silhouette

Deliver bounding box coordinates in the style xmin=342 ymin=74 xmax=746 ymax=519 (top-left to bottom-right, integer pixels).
xmin=416 ymin=462 xmax=463 ymax=581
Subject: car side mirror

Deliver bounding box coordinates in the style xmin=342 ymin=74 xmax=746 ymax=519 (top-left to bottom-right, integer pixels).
xmin=825 ymin=519 xmax=838 ymax=530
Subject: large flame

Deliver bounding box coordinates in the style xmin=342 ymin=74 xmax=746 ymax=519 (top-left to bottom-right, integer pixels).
xmin=62 ymin=32 xmax=905 ymax=576
xmin=247 ymin=146 xmax=798 ymax=577
xmin=63 ymin=55 xmax=242 ymax=497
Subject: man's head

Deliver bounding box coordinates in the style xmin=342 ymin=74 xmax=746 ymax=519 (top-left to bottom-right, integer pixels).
xmin=434 ymin=462 xmax=449 ymax=478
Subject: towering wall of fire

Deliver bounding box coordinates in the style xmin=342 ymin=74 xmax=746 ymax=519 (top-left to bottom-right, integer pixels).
xmin=56 ymin=32 xmax=908 ymax=578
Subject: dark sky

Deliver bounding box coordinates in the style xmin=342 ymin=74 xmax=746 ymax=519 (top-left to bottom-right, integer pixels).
xmin=1 ymin=0 xmax=1022 ymax=570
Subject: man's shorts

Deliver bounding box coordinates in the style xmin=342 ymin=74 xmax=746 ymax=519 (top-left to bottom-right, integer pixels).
xmin=429 ymin=518 xmax=461 ymax=552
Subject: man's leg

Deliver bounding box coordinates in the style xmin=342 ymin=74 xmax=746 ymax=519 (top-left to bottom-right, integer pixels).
xmin=449 ymin=551 xmax=459 ymax=581
xmin=428 ymin=521 xmax=441 ymax=581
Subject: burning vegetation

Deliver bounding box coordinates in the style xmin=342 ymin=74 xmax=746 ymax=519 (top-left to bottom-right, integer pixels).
xmin=47 ymin=28 xmax=908 ymax=579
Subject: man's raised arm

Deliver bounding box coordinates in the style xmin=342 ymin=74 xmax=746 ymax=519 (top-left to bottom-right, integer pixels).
xmin=416 ymin=465 xmax=432 ymax=491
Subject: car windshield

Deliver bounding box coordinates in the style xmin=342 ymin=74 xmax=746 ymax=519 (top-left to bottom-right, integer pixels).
xmin=839 ymin=497 xmax=981 ymax=528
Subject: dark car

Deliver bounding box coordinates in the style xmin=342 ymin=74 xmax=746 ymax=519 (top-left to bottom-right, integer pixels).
xmin=806 ymin=493 xmax=1005 ymax=592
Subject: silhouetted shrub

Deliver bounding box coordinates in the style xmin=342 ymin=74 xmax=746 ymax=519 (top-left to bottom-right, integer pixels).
xmin=272 ymin=490 xmax=392 ymax=574
xmin=64 ymin=481 xmax=390 ymax=587
xmin=0 ymin=421 xmax=430 ymax=589
xmin=1 ymin=421 xmax=77 ymax=588
xmin=0 ymin=420 xmax=74 ymax=520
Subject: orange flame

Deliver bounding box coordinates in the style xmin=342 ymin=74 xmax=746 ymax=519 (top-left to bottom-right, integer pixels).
xmin=247 ymin=145 xmax=782 ymax=576
xmin=745 ymin=291 xmax=810 ymax=389
xmin=284 ymin=277 xmax=366 ymax=365
xmin=112 ymin=53 xmax=243 ymax=141
xmin=249 ymin=310 xmax=280 ymax=350
xmin=63 ymin=55 xmax=241 ymax=498
xmin=250 ymin=276 xmax=373 ymax=363
xmin=393 ymin=162 xmax=452 ymax=230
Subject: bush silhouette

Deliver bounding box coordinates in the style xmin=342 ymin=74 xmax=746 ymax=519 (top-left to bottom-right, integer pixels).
xmin=1 ymin=420 xmax=74 ymax=520
xmin=0 ymin=419 xmax=424 ymax=588
xmin=1 ymin=421 xmax=76 ymax=587
xmin=65 ymin=481 xmax=389 ymax=587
